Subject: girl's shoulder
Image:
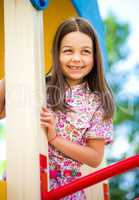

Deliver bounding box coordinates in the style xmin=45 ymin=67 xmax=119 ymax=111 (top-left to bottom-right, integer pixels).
xmin=86 ymin=84 xmax=102 ymax=105
xmin=87 ymin=91 xmax=102 ymax=114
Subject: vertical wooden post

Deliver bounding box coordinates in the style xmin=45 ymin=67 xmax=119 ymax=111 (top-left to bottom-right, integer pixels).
xmin=81 ymin=164 xmax=104 ymax=200
xmin=4 ymin=1 xmax=49 ymax=200
xmin=0 ymin=0 xmax=4 ymax=79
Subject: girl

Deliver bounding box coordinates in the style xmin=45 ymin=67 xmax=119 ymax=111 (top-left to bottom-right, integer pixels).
xmin=0 ymin=17 xmax=114 ymax=199
xmin=40 ymin=17 xmax=114 ymax=199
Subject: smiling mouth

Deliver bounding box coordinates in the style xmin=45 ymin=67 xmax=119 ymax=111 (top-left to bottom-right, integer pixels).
xmin=67 ymin=65 xmax=84 ymax=70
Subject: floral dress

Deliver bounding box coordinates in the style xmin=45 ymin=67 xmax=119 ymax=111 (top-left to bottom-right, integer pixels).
xmin=48 ymin=82 xmax=113 ymax=200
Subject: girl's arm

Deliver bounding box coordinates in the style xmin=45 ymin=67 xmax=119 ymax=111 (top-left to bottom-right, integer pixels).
xmin=0 ymin=79 xmax=5 ymax=119
xmin=40 ymin=107 xmax=105 ymax=168
xmin=50 ymin=136 xmax=105 ymax=168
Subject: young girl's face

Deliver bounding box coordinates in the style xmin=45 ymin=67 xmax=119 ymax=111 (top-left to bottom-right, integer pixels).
xmin=59 ymin=31 xmax=93 ymax=86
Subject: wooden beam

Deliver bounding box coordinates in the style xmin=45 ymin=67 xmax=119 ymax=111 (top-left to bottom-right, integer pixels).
xmin=0 ymin=0 xmax=4 ymax=79
xmin=4 ymin=1 xmax=49 ymax=199
xmin=81 ymin=164 xmax=104 ymax=200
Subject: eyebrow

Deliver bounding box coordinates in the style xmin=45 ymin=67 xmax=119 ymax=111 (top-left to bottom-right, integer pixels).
xmin=61 ymin=45 xmax=92 ymax=50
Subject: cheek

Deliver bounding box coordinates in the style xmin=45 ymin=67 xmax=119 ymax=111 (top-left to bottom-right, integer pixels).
xmin=59 ymin=55 xmax=71 ymax=66
xmin=59 ymin=54 xmax=63 ymax=65
xmin=86 ymin=56 xmax=94 ymax=68
xmin=59 ymin=56 xmax=68 ymax=73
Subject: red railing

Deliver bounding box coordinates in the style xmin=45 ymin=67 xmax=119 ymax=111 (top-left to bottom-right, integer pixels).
xmin=42 ymin=155 xmax=139 ymax=200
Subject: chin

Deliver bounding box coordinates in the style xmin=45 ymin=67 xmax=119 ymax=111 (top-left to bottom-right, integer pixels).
xmin=69 ymin=76 xmax=83 ymax=81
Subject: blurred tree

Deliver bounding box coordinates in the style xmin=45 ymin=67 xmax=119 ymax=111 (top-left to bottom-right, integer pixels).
xmin=0 ymin=122 xmax=6 ymax=140
xmin=104 ymin=11 xmax=130 ymax=68
xmin=0 ymin=121 xmax=6 ymax=178
xmin=0 ymin=160 xmax=6 ymax=178
xmin=104 ymin=12 xmax=139 ymax=199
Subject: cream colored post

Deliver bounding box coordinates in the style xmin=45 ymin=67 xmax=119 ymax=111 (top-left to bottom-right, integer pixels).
xmin=4 ymin=1 xmax=49 ymax=200
xmin=81 ymin=159 xmax=106 ymax=200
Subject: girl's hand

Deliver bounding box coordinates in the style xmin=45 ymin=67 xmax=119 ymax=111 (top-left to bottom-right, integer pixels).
xmin=40 ymin=107 xmax=56 ymax=141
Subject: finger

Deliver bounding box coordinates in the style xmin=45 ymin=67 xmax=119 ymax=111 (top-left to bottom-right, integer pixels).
xmin=41 ymin=122 xmax=51 ymax=128
xmin=42 ymin=106 xmax=50 ymax=111
xmin=40 ymin=122 xmax=49 ymax=128
xmin=41 ymin=108 xmax=53 ymax=116
xmin=40 ymin=112 xmax=51 ymax=117
xmin=40 ymin=108 xmax=52 ymax=115
xmin=43 ymin=107 xmax=53 ymax=114
xmin=41 ymin=107 xmax=48 ymax=113
xmin=40 ymin=116 xmax=52 ymax=123
xmin=40 ymin=117 xmax=54 ymax=126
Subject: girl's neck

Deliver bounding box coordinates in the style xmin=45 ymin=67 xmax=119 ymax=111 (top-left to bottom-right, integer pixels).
xmin=66 ymin=79 xmax=84 ymax=87
xmin=65 ymin=81 xmax=87 ymax=90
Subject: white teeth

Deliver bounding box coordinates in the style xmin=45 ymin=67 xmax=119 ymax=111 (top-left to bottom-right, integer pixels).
xmin=68 ymin=65 xmax=83 ymax=69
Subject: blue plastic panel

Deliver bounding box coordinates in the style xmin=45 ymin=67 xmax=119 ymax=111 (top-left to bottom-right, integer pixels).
xmin=30 ymin=0 xmax=49 ymax=10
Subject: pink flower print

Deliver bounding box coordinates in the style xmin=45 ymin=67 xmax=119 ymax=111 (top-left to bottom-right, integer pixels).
xmin=61 ymin=115 xmax=66 ymax=121
xmin=77 ymin=119 xmax=83 ymax=125
xmin=65 ymin=124 xmax=74 ymax=132
xmin=73 ymin=130 xmax=79 ymax=137
xmin=58 ymin=122 xmax=64 ymax=128
xmin=64 ymin=160 xmax=72 ymax=166
xmin=66 ymin=98 xmax=74 ymax=103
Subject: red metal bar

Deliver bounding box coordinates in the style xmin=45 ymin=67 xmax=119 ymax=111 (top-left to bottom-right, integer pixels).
xmin=103 ymin=183 xmax=110 ymax=200
xmin=42 ymin=155 xmax=139 ymax=199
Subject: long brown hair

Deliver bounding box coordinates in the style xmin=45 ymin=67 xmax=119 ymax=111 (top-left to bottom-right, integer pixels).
xmin=46 ymin=17 xmax=115 ymax=120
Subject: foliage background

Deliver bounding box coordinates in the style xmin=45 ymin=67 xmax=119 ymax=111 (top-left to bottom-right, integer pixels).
xmin=104 ymin=12 xmax=139 ymax=200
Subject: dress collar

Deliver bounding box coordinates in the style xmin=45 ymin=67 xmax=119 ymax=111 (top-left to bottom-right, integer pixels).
xmin=65 ymin=81 xmax=88 ymax=93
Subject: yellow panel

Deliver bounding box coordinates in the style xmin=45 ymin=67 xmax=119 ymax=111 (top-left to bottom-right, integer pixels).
xmin=43 ymin=0 xmax=77 ymax=74
xmin=0 ymin=181 xmax=7 ymax=200
xmin=0 ymin=0 xmax=4 ymax=79
xmin=1 ymin=1 xmax=77 ymax=77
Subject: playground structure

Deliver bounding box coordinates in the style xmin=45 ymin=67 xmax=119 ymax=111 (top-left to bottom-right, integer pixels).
xmin=0 ymin=1 xmax=139 ymax=200
xmin=45 ymin=155 xmax=139 ymax=199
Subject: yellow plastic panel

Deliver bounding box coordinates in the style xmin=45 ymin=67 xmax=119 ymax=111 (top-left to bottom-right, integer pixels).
xmin=0 ymin=181 xmax=6 ymax=200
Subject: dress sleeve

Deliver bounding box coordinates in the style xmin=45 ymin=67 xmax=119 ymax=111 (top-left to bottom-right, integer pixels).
xmin=85 ymin=105 xmax=114 ymax=144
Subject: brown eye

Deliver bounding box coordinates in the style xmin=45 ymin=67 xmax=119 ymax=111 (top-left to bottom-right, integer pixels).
xmin=63 ymin=49 xmax=72 ymax=53
xmin=82 ymin=49 xmax=91 ymax=54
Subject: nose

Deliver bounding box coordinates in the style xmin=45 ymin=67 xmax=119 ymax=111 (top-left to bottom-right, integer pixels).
xmin=71 ymin=53 xmax=81 ymax=62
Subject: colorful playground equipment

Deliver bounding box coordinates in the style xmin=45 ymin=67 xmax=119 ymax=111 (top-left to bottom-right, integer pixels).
xmin=45 ymin=155 xmax=139 ymax=199
xmin=0 ymin=155 xmax=139 ymax=199
xmin=0 ymin=1 xmax=139 ymax=200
